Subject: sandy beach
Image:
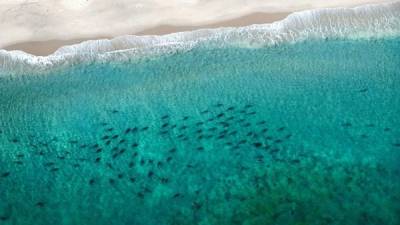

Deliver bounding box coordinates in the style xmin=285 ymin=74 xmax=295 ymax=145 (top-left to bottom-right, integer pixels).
xmin=0 ymin=0 xmax=394 ymax=56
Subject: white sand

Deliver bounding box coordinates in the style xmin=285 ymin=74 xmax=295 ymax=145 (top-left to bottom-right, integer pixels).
xmin=0 ymin=0 xmax=394 ymax=52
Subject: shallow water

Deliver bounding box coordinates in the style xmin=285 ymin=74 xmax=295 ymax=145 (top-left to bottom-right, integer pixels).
xmin=1 ymin=38 xmax=400 ymax=225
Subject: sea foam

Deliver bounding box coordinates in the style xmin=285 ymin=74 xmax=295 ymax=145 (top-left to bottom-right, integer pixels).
xmin=0 ymin=1 xmax=399 ymax=75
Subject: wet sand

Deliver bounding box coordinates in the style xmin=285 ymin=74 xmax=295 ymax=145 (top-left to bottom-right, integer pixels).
xmin=3 ymin=12 xmax=288 ymax=56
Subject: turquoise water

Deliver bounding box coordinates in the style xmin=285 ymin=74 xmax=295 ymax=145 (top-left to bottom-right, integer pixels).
xmin=1 ymin=38 xmax=400 ymax=225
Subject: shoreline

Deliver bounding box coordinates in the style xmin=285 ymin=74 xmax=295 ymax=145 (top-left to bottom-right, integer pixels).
xmin=1 ymin=0 xmax=395 ymax=57
xmin=3 ymin=12 xmax=289 ymax=56
xmin=0 ymin=0 xmax=398 ymax=62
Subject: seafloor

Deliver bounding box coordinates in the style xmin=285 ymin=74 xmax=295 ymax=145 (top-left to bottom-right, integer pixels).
xmin=0 ymin=38 xmax=400 ymax=225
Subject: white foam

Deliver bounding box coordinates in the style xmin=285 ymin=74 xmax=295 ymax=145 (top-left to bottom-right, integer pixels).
xmin=0 ymin=1 xmax=399 ymax=75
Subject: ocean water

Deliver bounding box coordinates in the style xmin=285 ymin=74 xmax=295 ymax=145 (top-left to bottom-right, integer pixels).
xmin=0 ymin=38 xmax=400 ymax=225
